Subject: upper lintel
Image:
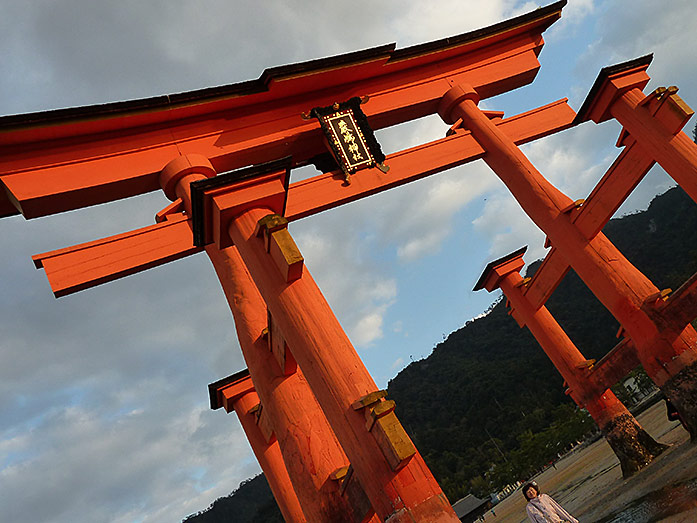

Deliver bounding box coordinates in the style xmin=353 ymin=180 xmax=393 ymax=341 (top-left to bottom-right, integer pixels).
xmin=473 ymin=246 xmax=527 ymax=292
xmin=0 ymin=1 xmax=565 ymax=137
xmin=0 ymin=2 xmax=565 ymax=220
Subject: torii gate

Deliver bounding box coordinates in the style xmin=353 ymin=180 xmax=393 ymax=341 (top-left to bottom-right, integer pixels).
xmin=3 ymin=1 xmax=697 ymax=520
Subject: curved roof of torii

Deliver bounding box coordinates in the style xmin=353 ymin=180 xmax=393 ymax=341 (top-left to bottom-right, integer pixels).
xmin=0 ymin=1 xmax=566 ymax=219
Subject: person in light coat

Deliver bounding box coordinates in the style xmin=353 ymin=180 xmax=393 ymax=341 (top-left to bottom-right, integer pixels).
xmin=522 ymin=481 xmax=578 ymax=523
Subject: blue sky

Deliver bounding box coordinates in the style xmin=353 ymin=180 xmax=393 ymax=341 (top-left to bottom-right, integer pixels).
xmin=1 ymin=1 xmax=696 ymax=521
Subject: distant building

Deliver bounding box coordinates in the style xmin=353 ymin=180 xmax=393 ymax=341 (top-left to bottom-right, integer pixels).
xmin=452 ymin=494 xmax=490 ymax=522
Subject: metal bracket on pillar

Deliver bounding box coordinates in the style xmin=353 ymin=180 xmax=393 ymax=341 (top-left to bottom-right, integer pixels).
xmin=561 ymin=199 xmax=584 ymax=214
xmin=617 ymin=85 xmax=693 ymax=147
xmin=256 ymin=214 xmax=304 ymax=282
xmin=641 ymin=278 xmax=697 ymax=333
xmin=352 ymin=390 xmax=416 ymax=471
xmin=575 ymin=359 xmax=596 ymax=371
xmin=332 ymin=464 xmax=374 ymax=521
xmin=445 ymin=111 xmax=503 ymax=137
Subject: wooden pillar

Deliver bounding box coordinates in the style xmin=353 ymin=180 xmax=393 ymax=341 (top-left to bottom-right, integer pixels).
xmin=439 ymin=83 xmax=697 ymax=440
xmin=476 ymin=249 xmax=667 ymax=477
xmin=576 ymin=56 xmax=697 ymax=206
xmin=225 ymin=208 xmax=457 ymax=522
xmin=161 ymin=155 xmax=457 ymax=522
xmin=210 ymin=374 xmax=307 ymax=522
xmin=207 ymin=243 xmax=376 ymax=522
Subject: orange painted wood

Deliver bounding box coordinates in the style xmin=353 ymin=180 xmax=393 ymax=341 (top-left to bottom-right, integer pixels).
xmin=441 ymin=83 xmax=697 ymax=390
xmin=32 ymin=214 xmax=200 ymax=297
xmin=611 ymin=88 xmax=697 ymax=204
xmin=226 ymin=206 xmax=458 ymax=521
xmin=285 ymin=99 xmax=575 ymax=221
xmin=207 ymin=244 xmax=373 ymax=522
xmin=0 ymin=5 xmax=563 ymax=220
xmin=572 ymin=140 xmax=654 ymax=239
xmin=588 ymin=338 xmax=640 ymax=392
xmin=523 ymin=140 xmax=654 ymax=308
xmin=230 ymin=389 xmax=308 ymax=522
xmin=484 ymin=255 xmax=663 ymax=475
xmin=523 ymin=248 xmax=570 ymax=311
xmin=32 ymin=100 xmax=574 ymax=297
xmin=497 ymin=266 xmax=628 ymax=412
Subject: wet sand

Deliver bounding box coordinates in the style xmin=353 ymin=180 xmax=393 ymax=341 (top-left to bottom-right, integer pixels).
xmin=479 ymin=401 xmax=697 ymax=522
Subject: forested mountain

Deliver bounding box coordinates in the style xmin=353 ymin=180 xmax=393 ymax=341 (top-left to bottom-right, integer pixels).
xmin=185 ymin=186 xmax=697 ymax=521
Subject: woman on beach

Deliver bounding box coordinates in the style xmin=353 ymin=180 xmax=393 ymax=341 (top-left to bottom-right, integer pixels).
xmin=522 ymin=481 xmax=578 ymax=523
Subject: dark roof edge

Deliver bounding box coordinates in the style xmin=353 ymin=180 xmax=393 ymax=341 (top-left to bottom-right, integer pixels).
xmin=0 ymin=2 xmax=566 ymax=130
xmin=391 ymin=0 xmax=566 ymax=62
xmin=473 ymin=246 xmax=527 ymax=291
xmin=574 ymin=54 xmax=653 ymax=124
xmin=208 ymin=368 xmax=251 ymax=410
xmin=0 ymin=43 xmax=393 ymax=130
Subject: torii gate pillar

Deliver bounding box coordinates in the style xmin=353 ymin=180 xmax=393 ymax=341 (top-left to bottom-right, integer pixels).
xmin=476 ymin=248 xmax=667 ymax=477
xmin=161 ymin=156 xmax=458 ymax=522
xmin=209 ymin=372 xmax=307 ymax=522
xmin=207 ymin=240 xmax=378 ymax=522
xmin=438 ymin=83 xmax=697 ymax=440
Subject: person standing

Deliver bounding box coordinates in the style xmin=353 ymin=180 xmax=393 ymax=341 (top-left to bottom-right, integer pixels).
xmin=522 ymin=481 xmax=578 ymax=523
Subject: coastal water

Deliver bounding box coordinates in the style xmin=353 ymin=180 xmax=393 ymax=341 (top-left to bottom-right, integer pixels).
xmin=597 ymin=478 xmax=697 ymax=522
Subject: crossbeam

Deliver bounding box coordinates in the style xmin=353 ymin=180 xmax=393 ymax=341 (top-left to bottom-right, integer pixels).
xmin=32 ymin=100 xmax=575 ymax=297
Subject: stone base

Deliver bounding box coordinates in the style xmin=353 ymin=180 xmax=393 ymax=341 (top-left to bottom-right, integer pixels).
xmin=663 ymin=359 xmax=697 ymax=441
xmin=385 ymin=493 xmax=459 ymax=523
xmin=602 ymin=413 xmax=669 ymax=478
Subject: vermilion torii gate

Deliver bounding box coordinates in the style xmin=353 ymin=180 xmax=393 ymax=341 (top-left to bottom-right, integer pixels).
xmin=2 ymin=1 xmax=697 ymax=520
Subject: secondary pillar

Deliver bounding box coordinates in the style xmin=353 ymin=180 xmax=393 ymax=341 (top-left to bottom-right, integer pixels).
xmin=476 ymin=248 xmax=667 ymax=477
xmin=439 ymin=83 xmax=697 ymax=440
xmin=207 ymin=243 xmax=376 ymax=522
xmin=209 ymin=373 xmax=307 ymax=522
xmin=576 ymin=56 xmax=697 ymax=205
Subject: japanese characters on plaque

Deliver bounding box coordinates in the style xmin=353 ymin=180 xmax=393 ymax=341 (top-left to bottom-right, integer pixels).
xmin=309 ymin=97 xmax=388 ymax=182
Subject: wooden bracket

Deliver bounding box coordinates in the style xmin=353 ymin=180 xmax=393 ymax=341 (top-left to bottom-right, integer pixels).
xmin=370 ymin=409 xmax=416 ymax=471
xmin=352 ymin=391 xmax=415 ymax=471
xmin=561 ymin=199 xmax=584 ymax=214
xmin=514 ymin=276 xmax=531 ymax=288
xmin=256 ymin=214 xmax=304 ymax=282
xmin=329 ymin=465 xmax=350 ymax=482
xmin=575 ymin=358 xmax=596 ymax=370
xmin=351 ymin=390 xmax=388 ymax=410
xmin=266 ymin=311 xmax=298 ymax=376
xmin=155 ymin=198 xmax=185 ymax=223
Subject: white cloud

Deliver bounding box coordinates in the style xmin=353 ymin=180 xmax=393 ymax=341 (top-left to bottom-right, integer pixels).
xmin=390 ymin=357 xmax=405 ymax=371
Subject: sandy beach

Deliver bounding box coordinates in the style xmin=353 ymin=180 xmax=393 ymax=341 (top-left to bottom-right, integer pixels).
xmin=478 ymin=401 xmax=697 ymax=522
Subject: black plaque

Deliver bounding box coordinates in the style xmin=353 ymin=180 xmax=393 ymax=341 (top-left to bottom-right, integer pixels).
xmin=310 ymin=97 xmax=387 ymax=180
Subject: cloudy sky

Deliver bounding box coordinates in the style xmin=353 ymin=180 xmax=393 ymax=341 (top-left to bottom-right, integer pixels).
xmin=1 ymin=1 xmax=696 ymax=521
